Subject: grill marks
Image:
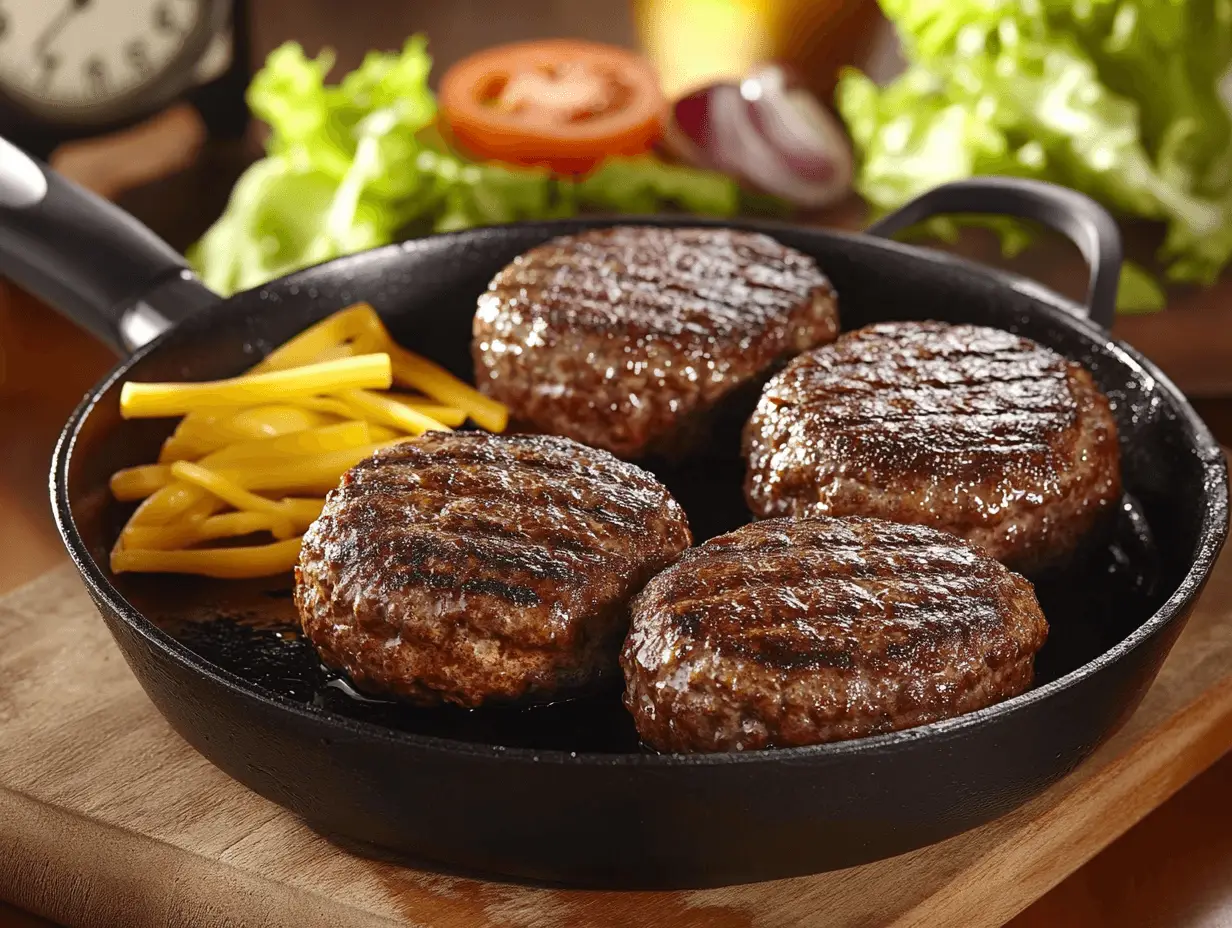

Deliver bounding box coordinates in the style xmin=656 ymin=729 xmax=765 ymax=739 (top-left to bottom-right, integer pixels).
xmin=622 ymin=517 xmax=1049 ymax=751
xmin=744 ymin=321 xmax=1122 ymax=572
xmin=473 ymin=226 xmax=839 ymax=458
xmin=321 ymin=434 xmax=687 ymax=608
xmin=643 ymin=519 xmax=1011 ymax=671
xmin=296 ymin=432 xmax=693 ymax=707
xmin=486 ymin=227 xmax=827 ymax=341
xmin=768 ymin=323 xmax=1077 ymax=480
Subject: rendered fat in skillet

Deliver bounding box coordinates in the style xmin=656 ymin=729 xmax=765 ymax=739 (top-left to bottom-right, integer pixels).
xmin=472 ymin=226 xmax=839 ymax=459
xmin=622 ymin=516 xmax=1049 ymax=753
xmin=743 ymin=322 xmax=1122 ymax=573
xmin=294 ymin=431 xmax=692 ymax=708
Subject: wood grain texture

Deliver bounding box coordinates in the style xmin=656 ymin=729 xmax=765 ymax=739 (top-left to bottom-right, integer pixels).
xmin=0 ymin=497 xmax=1230 ymax=928
xmin=1009 ymin=752 xmax=1232 ymax=928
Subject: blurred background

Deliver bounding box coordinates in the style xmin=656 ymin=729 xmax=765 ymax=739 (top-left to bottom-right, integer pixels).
xmin=1 ymin=1 xmax=1231 ymax=926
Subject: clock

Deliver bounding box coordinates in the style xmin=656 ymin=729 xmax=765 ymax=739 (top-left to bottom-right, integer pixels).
xmin=0 ymin=0 xmax=247 ymax=159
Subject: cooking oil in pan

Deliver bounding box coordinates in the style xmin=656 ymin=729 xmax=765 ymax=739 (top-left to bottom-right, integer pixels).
xmin=118 ymin=481 xmax=1161 ymax=753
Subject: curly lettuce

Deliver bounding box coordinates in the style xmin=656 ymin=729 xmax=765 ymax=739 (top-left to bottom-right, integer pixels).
xmin=837 ymin=0 xmax=1232 ymax=311
xmin=190 ymin=38 xmax=739 ymax=296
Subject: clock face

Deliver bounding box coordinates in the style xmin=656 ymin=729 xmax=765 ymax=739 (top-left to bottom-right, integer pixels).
xmin=0 ymin=0 xmax=211 ymax=123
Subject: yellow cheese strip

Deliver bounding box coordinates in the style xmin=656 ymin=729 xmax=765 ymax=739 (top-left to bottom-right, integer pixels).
xmin=119 ymin=510 xmax=304 ymax=551
xmin=338 ymin=389 xmax=452 ymax=435
xmin=250 ymin=304 xmax=380 ymax=374
xmin=160 ymin=405 xmax=333 ymax=461
xmin=111 ymin=537 xmax=304 ymax=579
xmin=391 ymin=398 xmax=467 ymax=428
xmin=170 ymin=462 xmax=302 ymax=538
xmin=115 ymin=422 xmax=373 ymax=499
xmin=120 ymin=354 xmax=392 ymax=418
xmin=347 ymin=305 xmax=507 ymax=433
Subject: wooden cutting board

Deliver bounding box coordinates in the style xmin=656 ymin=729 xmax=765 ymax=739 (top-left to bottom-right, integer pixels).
xmin=2 ymin=522 xmax=1232 ymax=928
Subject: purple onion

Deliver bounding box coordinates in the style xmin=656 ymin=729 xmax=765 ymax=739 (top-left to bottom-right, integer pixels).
xmin=664 ymin=64 xmax=854 ymax=209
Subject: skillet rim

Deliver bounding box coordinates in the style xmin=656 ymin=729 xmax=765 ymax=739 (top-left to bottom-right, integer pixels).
xmin=50 ymin=218 xmax=1230 ymax=766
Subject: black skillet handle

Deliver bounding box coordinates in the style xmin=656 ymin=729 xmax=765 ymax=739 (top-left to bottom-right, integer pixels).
xmin=0 ymin=135 xmax=218 ymax=354
xmin=867 ymin=177 xmax=1122 ymax=331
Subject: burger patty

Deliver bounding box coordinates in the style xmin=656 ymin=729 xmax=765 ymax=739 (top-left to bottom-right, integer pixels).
xmin=743 ymin=321 xmax=1122 ymax=572
xmin=295 ymin=432 xmax=692 ymax=708
xmin=622 ymin=516 xmax=1048 ymax=753
xmin=472 ymin=226 xmax=839 ymax=459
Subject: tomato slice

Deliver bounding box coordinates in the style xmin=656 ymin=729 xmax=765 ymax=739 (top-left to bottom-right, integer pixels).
xmin=439 ymin=40 xmax=667 ymax=175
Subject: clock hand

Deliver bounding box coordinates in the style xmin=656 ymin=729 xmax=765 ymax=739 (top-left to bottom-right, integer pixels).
xmin=34 ymin=0 xmax=92 ymax=55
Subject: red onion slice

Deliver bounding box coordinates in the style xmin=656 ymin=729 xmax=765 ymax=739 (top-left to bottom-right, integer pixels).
xmin=663 ymin=65 xmax=854 ymax=209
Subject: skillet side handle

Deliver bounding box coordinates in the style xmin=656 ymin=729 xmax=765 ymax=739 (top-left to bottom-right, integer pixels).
xmin=0 ymin=135 xmax=217 ymax=355
xmin=867 ymin=177 xmax=1122 ymax=331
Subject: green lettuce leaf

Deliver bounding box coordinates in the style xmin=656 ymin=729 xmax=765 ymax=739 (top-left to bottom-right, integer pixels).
xmin=837 ymin=0 xmax=1232 ymax=310
xmin=190 ymin=37 xmax=741 ymax=296
xmin=1117 ymin=259 xmax=1168 ymax=313
xmin=574 ymin=155 xmax=740 ymax=215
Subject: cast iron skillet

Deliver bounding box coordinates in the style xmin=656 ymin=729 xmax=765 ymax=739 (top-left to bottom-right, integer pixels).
xmin=0 ymin=136 xmax=1226 ymax=889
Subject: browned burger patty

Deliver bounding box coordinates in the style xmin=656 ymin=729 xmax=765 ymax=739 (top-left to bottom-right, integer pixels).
xmin=622 ymin=516 xmax=1048 ymax=753
xmin=472 ymin=226 xmax=839 ymax=459
xmin=295 ymin=432 xmax=692 ymax=708
xmin=743 ymin=322 xmax=1121 ymax=573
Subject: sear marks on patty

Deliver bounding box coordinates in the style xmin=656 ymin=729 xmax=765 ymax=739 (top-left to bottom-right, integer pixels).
xmin=295 ymin=432 xmax=692 ymax=708
xmin=743 ymin=321 xmax=1121 ymax=573
xmin=622 ymin=516 xmax=1048 ymax=753
xmin=472 ymin=226 xmax=839 ymax=459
